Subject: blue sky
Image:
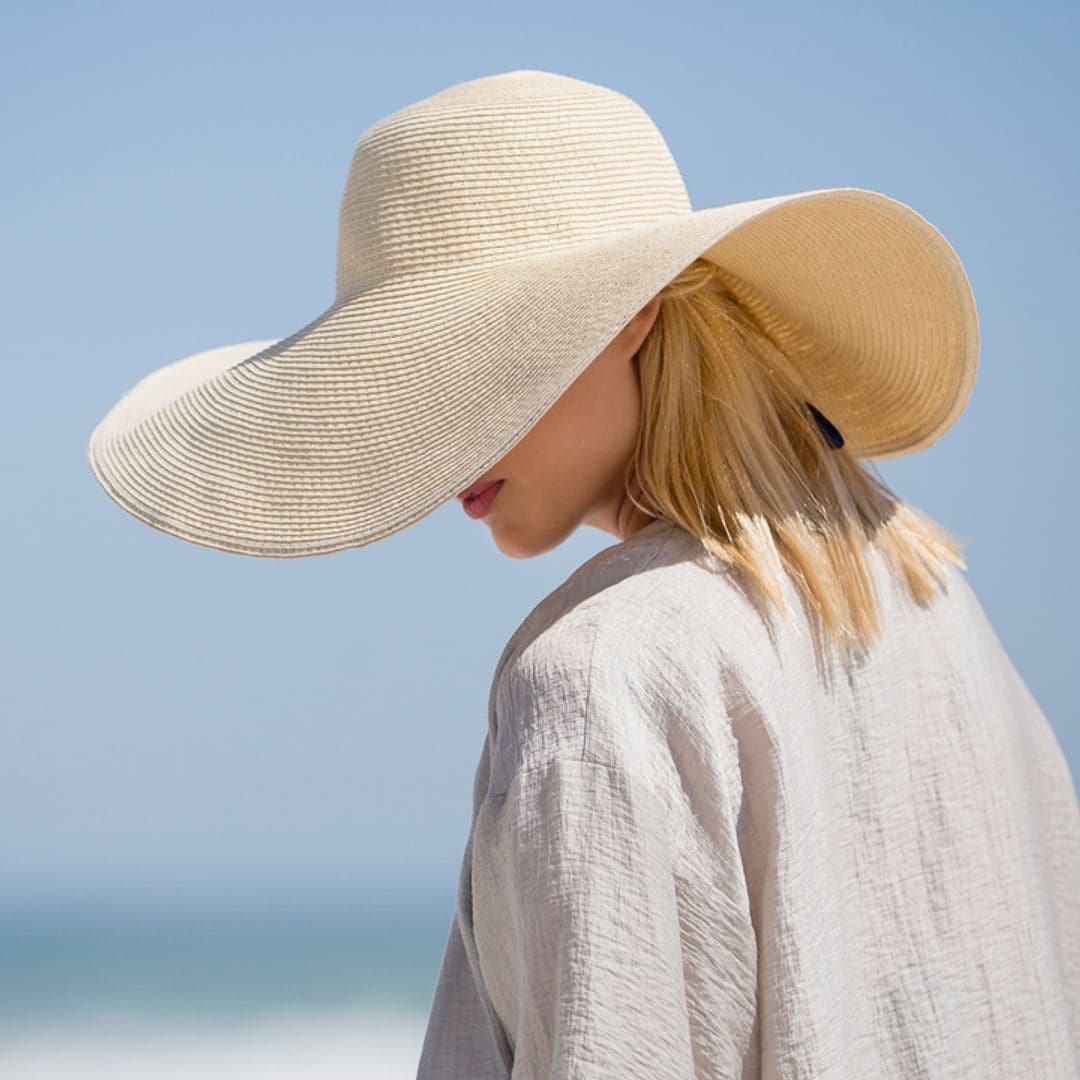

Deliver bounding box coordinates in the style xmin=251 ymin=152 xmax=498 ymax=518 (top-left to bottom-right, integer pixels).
xmin=2 ymin=0 xmax=1076 ymax=912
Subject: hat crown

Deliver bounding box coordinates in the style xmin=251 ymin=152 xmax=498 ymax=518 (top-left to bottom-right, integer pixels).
xmin=334 ymin=70 xmax=693 ymax=300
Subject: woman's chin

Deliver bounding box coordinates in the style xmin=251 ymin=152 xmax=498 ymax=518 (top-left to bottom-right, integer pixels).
xmin=490 ymin=527 xmax=538 ymax=561
xmin=490 ymin=516 xmax=578 ymax=561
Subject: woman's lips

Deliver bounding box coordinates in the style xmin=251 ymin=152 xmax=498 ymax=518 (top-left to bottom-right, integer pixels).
xmin=459 ymin=479 xmax=504 ymax=520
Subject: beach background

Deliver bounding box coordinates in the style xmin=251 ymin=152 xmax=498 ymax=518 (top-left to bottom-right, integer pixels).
xmin=3 ymin=0 xmax=1076 ymax=1075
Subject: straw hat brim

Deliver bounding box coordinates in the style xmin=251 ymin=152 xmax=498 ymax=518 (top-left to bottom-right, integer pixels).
xmin=87 ymin=186 xmax=978 ymax=558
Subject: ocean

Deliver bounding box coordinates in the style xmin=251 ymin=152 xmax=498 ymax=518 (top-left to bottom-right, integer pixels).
xmin=0 ymin=893 xmax=451 ymax=1078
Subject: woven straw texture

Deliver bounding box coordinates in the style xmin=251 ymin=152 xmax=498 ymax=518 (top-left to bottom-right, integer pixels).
xmin=87 ymin=69 xmax=979 ymax=558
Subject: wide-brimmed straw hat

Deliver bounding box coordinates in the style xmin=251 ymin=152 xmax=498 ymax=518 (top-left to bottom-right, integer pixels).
xmin=87 ymin=68 xmax=979 ymax=559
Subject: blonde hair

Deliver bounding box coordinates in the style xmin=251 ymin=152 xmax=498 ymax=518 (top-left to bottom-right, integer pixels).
xmin=625 ymin=257 xmax=967 ymax=664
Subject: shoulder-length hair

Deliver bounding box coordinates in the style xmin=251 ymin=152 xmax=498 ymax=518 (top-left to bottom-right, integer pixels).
xmin=625 ymin=257 xmax=967 ymax=663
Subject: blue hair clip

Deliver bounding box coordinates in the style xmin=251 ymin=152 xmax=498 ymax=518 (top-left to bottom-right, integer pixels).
xmin=804 ymin=401 xmax=844 ymax=449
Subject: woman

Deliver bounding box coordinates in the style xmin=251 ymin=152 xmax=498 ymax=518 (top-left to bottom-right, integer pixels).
xmin=87 ymin=70 xmax=1079 ymax=1078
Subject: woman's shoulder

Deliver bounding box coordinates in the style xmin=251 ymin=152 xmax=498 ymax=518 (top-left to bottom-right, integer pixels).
xmin=511 ymin=517 xmax=752 ymax=654
xmin=485 ymin=518 xmax=758 ymax=799
xmin=498 ymin=521 xmax=738 ymax=686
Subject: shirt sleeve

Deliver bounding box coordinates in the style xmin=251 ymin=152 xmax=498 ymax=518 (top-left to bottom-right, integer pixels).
xmin=416 ymin=909 xmax=511 ymax=1078
xmin=469 ymin=755 xmax=697 ymax=1079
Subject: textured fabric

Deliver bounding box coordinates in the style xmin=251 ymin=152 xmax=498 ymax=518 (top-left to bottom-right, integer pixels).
xmin=416 ymin=516 xmax=1080 ymax=1078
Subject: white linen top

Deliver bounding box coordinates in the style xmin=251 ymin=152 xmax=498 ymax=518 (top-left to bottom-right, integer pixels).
xmin=415 ymin=515 xmax=1079 ymax=1078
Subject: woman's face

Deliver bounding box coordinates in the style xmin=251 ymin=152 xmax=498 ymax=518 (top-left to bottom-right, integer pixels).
xmin=456 ymin=296 xmax=662 ymax=559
